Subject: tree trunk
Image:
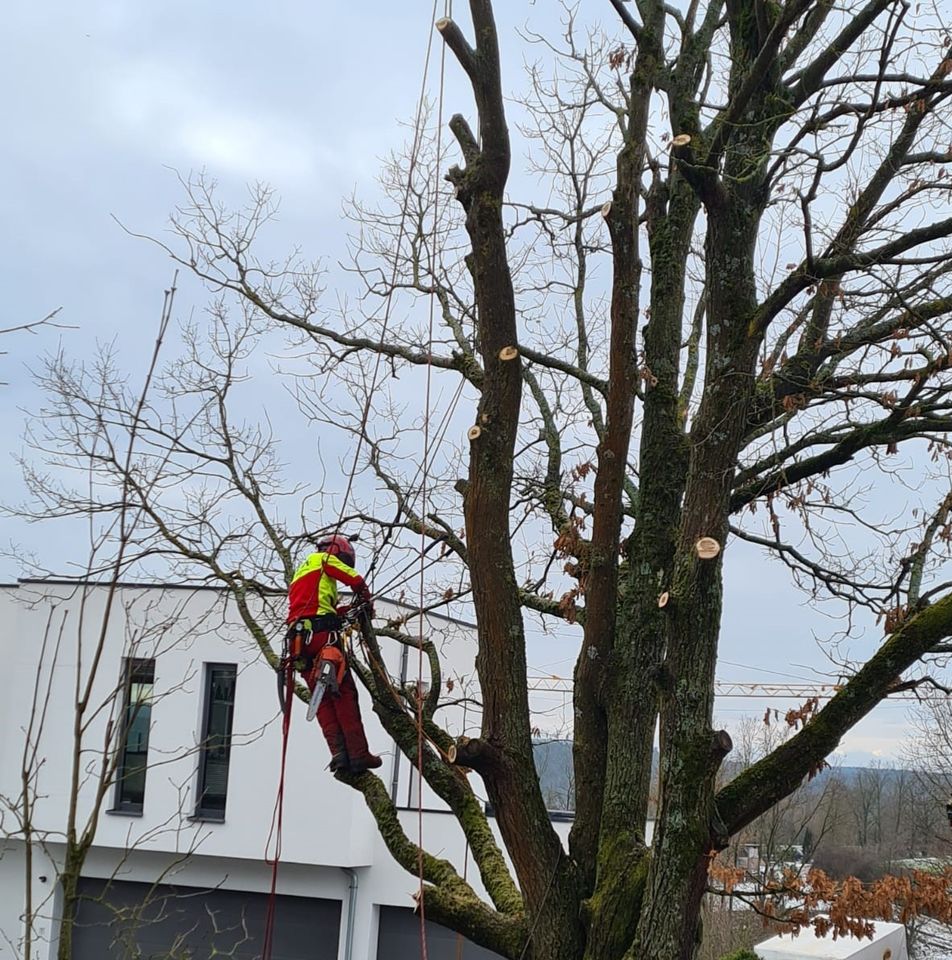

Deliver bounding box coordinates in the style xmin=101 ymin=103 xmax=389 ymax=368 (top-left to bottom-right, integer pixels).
xmin=56 ymin=854 xmax=81 ymax=960
xmin=632 ymin=185 xmax=766 ymax=958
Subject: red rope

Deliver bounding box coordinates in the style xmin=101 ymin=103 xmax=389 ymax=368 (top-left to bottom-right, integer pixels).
xmin=262 ymin=661 xmax=294 ymax=960
xmin=414 ymin=7 xmax=450 ymax=958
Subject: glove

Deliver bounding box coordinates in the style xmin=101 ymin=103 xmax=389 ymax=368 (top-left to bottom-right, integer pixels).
xmin=357 ymin=585 xmax=374 ymax=617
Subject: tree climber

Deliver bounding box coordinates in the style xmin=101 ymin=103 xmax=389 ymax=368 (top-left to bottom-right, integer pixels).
xmin=286 ymin=535 xmax=382 ymax=773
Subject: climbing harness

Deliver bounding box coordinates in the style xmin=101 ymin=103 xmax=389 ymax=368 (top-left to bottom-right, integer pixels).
xmin=274 ymin=606 xmax=367 ymax=720
xmin=307 ymin=607 xmax=365 ymax=721
xmin=275 ymin=614 xmax=333 ymax=713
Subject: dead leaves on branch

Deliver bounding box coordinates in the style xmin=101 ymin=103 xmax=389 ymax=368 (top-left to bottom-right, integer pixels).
xmin=761 ymin=697 xmax=824 ymax=735
xmin=552 ymin=511 xmax=591 ymax=623
xmin=709 ymin=861 xmax=952 ymax=938
xmin=558 ymin=585 xmax=583 ymax=623
xmin=785 ymin=696 xmax=821 ymax=731
xmin=792 ymin=867 xmax=952 ymax=933
xmin=881 ymin=604 xmax=910 ymax=634
xmin=607 ymin=46 xmax=632 ymax=71
xmin=806 ymin=758 xmax=831 ymax=782
xmin=569 ymin=461 xmax=595 ymax=483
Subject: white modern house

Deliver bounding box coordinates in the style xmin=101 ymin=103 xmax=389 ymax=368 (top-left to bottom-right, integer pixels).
xmin=0 ymin=578 xmax=576 ymax=960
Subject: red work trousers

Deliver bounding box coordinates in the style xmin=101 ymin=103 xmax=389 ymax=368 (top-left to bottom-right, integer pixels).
xmin=303 ymin=631 xmax=372 ymax=760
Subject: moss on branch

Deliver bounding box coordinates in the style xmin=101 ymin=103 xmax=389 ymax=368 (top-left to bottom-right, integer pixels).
xmin=717 ymin=592 xmax=952 ymax=833
xmin=342 ymin=769 xmax=526 ymax=956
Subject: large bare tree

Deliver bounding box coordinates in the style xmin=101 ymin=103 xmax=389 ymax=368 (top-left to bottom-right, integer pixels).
xmin=19 ymin=1 xmax=952 ymax=958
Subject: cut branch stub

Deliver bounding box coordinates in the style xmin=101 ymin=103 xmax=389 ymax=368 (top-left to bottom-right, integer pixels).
xmin=600 ymin=200 xmax=613 ymax=219
xmin=448 ymin=735 xmax=501 ymax=774
xmin=712 ymin=729 xmax=733 ymax=759
xmin=658 ymin=591 xmax=670 ymax=609
xmin=498 ymin=345 xmax=519 ymax=361
xmin=695 ymin=537 xmax=721 ymax=560
xmin=435 ymin=18 xmax=478 ymax=84
xmin=448 ymin=735 xmax=472 ymax=765
xmin=467 ymin=426 xmax=482 ymax=440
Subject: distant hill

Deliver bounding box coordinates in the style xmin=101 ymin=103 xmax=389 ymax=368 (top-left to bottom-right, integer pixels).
xmin=533 ymin=739 xmax=659 ymax=812
xmin=533 ymin=740 xmax=574 ymax=809
xmin=533 ymin=740 xmax=916 ymax=813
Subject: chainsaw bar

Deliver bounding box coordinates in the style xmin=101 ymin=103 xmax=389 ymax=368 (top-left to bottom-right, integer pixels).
xmin=307 ymin=680 xmax=328 ymax=722
xmin=276 ymin=665 xmax=289 ymax=716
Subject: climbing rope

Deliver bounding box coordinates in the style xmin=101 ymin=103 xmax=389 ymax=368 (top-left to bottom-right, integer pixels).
xmin=328 ymin=0 xmax=446 ymax=550
xmin=261 ymin=659 xmax=294 ymax=960
xmin=263 ymin=6 xmax=445 ymax=956
xmin=364 ymin=376 xmax=467 ymax=588
xmin=415 ymin=4 xmax=451 ymax=952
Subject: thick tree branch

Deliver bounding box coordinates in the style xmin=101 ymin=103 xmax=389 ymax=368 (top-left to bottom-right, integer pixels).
xmin=716 ymin=592 xmax=952 ymax=834
xmin=351 ymin=621 xmax=523 ymax=916
xmin=788 ymin=0 xmax=897 ymax=105
xmin=441 ymin=4 xmax=578 ymax=948
xmin=753 ymin=215 xmax=952 ymax=335
xmin=730 ymin=412 xmax=951 ymax=512
xmin=519 ymin=344 xmax=609 ymax=395
xmin=436 ymin=18 xmax=479 ymax=82
xmin=341 ymin=770 xmax=526 ymax=956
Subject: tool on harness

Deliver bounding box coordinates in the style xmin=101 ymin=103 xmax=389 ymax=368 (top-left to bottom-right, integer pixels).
xmin=275 ymin=614 xmax=340 ymax=713
xmin=305 ymin=606 xmax=366 ymax=721
xmin=274 ymin=606 xmax=367 ymax=718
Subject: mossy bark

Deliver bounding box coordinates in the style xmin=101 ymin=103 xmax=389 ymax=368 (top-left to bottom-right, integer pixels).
xmin=366 ymin=3 xmax=952 ymax=959
xmin=443 ymin=5 xmax=584 ymax=956
xmin=631 ymin=120 xmax=769 ymax=954
xmin=570 ymin=29 xmax=660 ymax=903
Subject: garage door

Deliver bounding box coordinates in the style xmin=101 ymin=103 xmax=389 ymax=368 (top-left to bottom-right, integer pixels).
xmin=71 ymin=877 xmax=341 ymax=959
xmin=377 ymin=905 xmax=504 ymax=960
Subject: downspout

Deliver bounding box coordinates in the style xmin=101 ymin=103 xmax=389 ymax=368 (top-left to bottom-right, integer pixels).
xmin=341 ymin=868 xmax=359 ymax=960
xmin=390 ymin=642 xmax=410 ymax=804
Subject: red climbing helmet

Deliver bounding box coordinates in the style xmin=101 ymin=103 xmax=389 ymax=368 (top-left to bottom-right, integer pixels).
xmin=316 ymin=534 xmax=356 ymax=569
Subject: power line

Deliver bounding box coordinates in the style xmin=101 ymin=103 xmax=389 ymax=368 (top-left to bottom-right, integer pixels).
xmin=526 ymin=675 xmax=948 ymax=701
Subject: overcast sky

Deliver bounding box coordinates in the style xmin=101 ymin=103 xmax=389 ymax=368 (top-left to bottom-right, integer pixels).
xmin=1 ymin=1 xmax=934 ymax=764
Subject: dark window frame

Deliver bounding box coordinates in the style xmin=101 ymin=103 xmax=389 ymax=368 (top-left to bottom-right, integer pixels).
xmin=110 ymin=658 xmax=155 ymax=815
xmin=193 ymin=663 xmax=237 ymax=821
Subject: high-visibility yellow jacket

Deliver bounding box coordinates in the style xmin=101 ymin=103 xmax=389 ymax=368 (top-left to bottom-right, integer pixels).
xmin=287 ymin=552 xmax=367 ymax=623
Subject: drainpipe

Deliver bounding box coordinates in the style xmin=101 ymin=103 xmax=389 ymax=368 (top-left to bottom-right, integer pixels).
xmin=341 ymin=868 xmax=359 ymax=960
xmin=390 ymin=642 xmax=410 ymax=803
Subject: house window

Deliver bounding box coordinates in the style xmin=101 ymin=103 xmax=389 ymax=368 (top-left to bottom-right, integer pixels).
xmin=194 ymin=664 xmax=237 ymax=820
xmin=113 ymin=659 xmax=155 ymax=813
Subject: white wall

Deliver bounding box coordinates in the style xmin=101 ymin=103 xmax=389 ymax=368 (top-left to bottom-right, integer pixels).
xmin=0 ymin=579 xmax=619 ymax=960
xmin=0 ymin=581 xmax=488 ymax=870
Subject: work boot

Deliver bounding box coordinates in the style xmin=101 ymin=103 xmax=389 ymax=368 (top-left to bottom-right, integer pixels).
xmin=328 ymin=733 xmax=348 ymax=773
xmin=348 ymin=752 xmax=383 ymax=774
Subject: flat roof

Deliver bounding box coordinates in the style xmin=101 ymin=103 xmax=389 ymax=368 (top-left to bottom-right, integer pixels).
xmin=2 ymin=577 xmax=477 ymax=629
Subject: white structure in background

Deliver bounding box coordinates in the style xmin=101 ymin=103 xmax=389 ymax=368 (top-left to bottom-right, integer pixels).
xmin=0 ymin=578 xmax=575 ymax=960
xmin=755 ymin=919 xmax=908 ymax=960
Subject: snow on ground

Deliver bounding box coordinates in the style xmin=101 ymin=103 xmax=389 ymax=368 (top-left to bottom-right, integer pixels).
xmin=910 ymin=920 xmax=952 ymax=960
